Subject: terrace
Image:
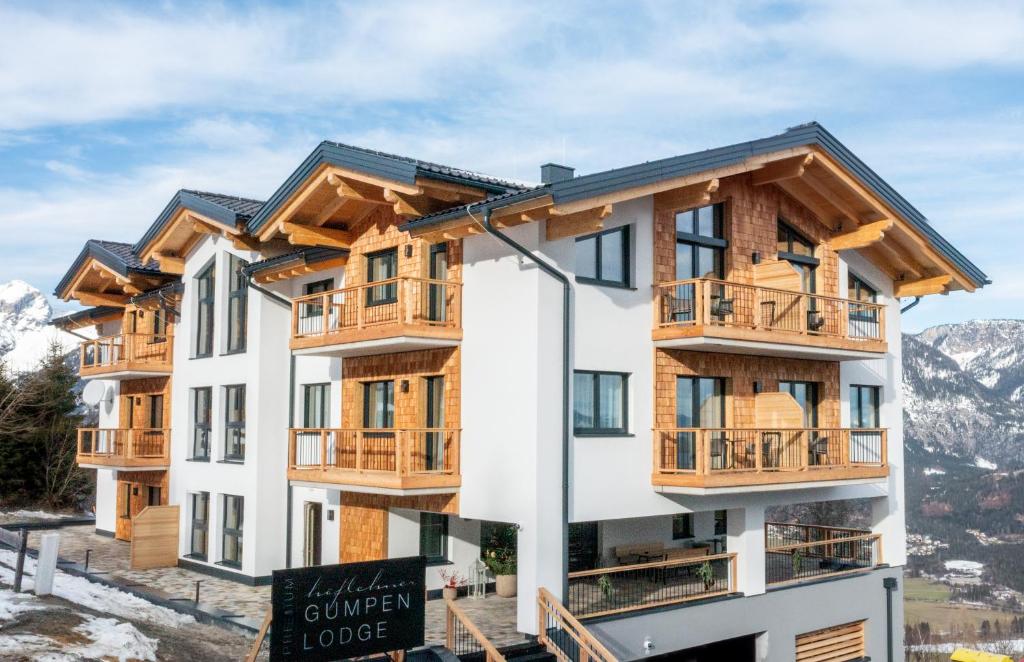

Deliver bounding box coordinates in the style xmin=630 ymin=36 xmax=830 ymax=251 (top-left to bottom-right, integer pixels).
xmin=76 ymin=428 xmax=171 ymax=469
xmin=78 ymin=333 xmax=173 ymax=379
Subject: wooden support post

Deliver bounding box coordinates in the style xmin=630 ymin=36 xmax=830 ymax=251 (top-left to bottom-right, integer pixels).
xmin=245 ymin=608 xmax=273 ymax=662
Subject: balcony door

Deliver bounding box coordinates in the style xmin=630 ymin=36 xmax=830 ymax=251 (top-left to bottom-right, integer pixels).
xmin=423 ymin=376 xmax=445 ymax=472
xmin=778 ymin=381 xmax=818 ymax=427
xmin=428 ymin=244 xmax=448 ymax=323
xmin=675 ymin=376 xmax=726 ymax=470
xmin=362 ymin=380 xmax=395 ymax=471
xmin=303 ymin=502 xmax=323 ymax=567
xmin=669 ymin=204 xmax=726 ymax=323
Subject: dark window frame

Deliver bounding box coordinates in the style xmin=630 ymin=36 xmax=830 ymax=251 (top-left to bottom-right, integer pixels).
xmin=226 ymin=255 xmax=249 ymax=354
xmin=362 ymin=380 xmax=396 ymax=429
xmin=223 ymin=384 xmax=246 ymax=462
xmin=779 ymin=380 xmax=820 ymax=428
xmin=221 ymin=494 xmax=244 ymax=568
xmin=674 ymin=203 xmax=728 ymax=275
xmin=575 ymin=225 xmax=631 ymax=288
xmin=848 ymin=272 xmax=879 ymax=322
xmin=301 ymin=278 xmax=334 ymax=319
xmin=189 ymin=491 xmax=209 ymax=560
xmin=714 ymin=510 xmax=728 ymax=537
xmin=303 ymin=383 xmax=330 ymax=428
xmin=672 ymin=513 xmax=694 ymax=540
xmin=850 ymin=384 xmax=881 ymax=429
xmin=194 ymin=260 xmax=216 ymax=358
xmin=419 ymin=512 xmax=449 ymax=565
xmin=365 ymin=248 xmax=399 ymax=307
xmin=191 ymin=387 xmax=212 ymax=460
xmin=777 ymin=220 xmax=820 ymax=267
xmin=573 ymin=370 xmax=630 ymax=436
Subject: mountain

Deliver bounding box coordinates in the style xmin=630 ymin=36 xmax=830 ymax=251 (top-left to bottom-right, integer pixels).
xmin=903 ymin=320 xmax=1024 ymax=468
xmin=0 ymin=280 xmax=81 ymax=373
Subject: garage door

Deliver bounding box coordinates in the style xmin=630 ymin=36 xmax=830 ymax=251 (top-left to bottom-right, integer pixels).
xmin=796 ymin=621 xmax=865 ymax=662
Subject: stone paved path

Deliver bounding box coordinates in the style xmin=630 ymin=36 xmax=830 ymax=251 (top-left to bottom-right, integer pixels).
xmin=26 ymin=525 xmax=525 ymax=647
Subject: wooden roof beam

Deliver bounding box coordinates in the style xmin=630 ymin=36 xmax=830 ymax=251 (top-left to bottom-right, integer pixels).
xmin=829 ymin=219 xmax=893 ymax=251
xmin=751 ymin=154 xmax=814 ymax=186
xmin=652 ymin=179 xmax=720 ymax=212
xmin=799 ymin=169 xmax=879 ymax=230
xmin=546 ymin=205 xmax=613 ymax=241
xmin=282 ymin=221 xmax=353 ymax=249
xmin=327 ymin=173 xmax=390 ymax=205
xmin=153 ymin=252 xmax=184 ymax=275
xmin=895 ymin=275 xmax=952 ymax=298
xmin=384 ymin=188 xmax=443 ymax=218
xmin=870 ymin=239 xmax=925 ymax=280
xmin=75 ymin=291 xmax=130 ymax=307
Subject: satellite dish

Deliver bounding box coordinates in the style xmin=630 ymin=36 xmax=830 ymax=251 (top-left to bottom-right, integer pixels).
xmin=82 ymin=381 xmax=113 ymax=408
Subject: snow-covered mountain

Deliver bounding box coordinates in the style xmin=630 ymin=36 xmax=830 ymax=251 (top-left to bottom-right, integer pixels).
xmin=0 ymin=280 xmax=82 ymax=373
xmin=903 ymin=319 xmax=1024 ymax=468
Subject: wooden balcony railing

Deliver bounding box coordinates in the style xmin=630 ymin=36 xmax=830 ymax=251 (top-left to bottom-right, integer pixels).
xmin=567 ymin=552 xmax=738 ymax=618
xmin=765 ymin=522 xmax=883 ymax=586
xmin=445 ymin=599 xmax=506 ymax=662
xmin=76 ymin=428 xmax=170 ymax=468
xmin=79 ymin=333 xmax=173 ymax=376
xmin=654 ymin=278 xmax=886 ymax=348
xmin=287 ymin=428 xmax=460 ymax=491
xmin=653 ymin=428 xmax=888 ymax=489
xmin=537 ymin=588 xmax=618 ymax=662
xmin=290 ymin=277 xmax=462 ymax=349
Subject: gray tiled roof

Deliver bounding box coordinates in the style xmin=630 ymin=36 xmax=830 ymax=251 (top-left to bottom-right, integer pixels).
xmin=90 ymin=240 xmax=161 ymax=272
xmin=54 ymin=239 xmax=166 ymax=296
xmin=182 ymin=190 xmax=264 ymax=218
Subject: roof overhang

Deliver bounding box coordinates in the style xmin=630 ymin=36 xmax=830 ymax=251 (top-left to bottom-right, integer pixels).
xmin=54 ymin=241 xmax=172 ymax=305
xmin=243 ymin=247 xmax=350 ymax=284
xmin=402 ymin=123 xmax=987 ymax=294
xmin=50 ymin=306 xmax=123 ymax=331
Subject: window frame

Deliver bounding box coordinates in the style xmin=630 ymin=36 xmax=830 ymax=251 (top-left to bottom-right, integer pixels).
xmin=225 ymin=255 xmax=249 ymax=354
xmin=575 ymin=225 xmax=631 ymax=288
xmin=850 ymin=384 xmax=881 ymax=429
xmin=674 ymin=203 xmax=727 ymax=280
xmin=301 ymin=278 xmax=334 ymax=319
xmin=362 ymin=380 xmax=395 ymax=429
xmin=714 ymin=510 xmax=728 ymax=537
xmin=194 ymin=260 xmax=216 ymax=358
xmin=365 ymin=248 xmax=399 ymax=307
xmin=189 ymin=491 xmax=209 ymax=560
xmin=777 ymin=220 xmax=820 ymax=267
xmin=223 ymin=384 xmax=246 ymax=462
xmin=221 ymin=494 xmax=244 ymax=568
xmin=672 ymin=513 xmax=694 ymax=540
xmin=303 ymin=383 xmax=331 ymax=428
xmin=573 ymin=370 xmax=630 ymax=436
xmin=779 ymin=380 xmax=820 ymax=428
xmin=190 ymin=387 xmax=212 ymax=461
xmin=419 ymin=512 xmax=449 ymax=565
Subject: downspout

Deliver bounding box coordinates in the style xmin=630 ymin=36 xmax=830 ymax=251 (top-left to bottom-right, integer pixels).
xmin=246 ymin=274 xmax=297 ymax=568
xmin=899 ymin=296 xmax=921 ymax=314
xmin=469 ymin=205 xmax=572 ymax=601
xmin=883 ymin=576 xmax=897 ymax=662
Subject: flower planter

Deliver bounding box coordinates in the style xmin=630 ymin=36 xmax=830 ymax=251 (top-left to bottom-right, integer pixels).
xmin=495 ymin=574 xmax=517 ymax=598
xmin=442 ymin=586 xmax=458 ymax=601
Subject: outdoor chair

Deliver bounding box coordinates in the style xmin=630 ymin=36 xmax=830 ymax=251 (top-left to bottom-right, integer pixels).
xmin=807 ymin=310 xmax=825 ymax=331
xmin=808 ymin=437 xmax=830 ymax=466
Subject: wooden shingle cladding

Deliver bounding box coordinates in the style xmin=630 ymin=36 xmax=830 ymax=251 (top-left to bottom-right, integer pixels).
xmin=339 ymin=491 xmax=458 ymax=563
xmin=76 ymin=375 xmax=172 ymax=470
xmin=77 ymin=302 xmax=176 ymax=378
xmin=113 ymin=469 xmax=169 ymax=542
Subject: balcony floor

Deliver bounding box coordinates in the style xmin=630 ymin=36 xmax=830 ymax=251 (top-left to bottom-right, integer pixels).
xmin=290 ymin=326 xmax=461 ymax=357
xmin=653 ymin=465 xmax=889 ymax=495
xmin=79 ymin=366 xmax=174 ymax=380
xmin=287 ymin=467 xmax=460 ymax=496
xmin=653 ymin=324 xmax=886 ymax=361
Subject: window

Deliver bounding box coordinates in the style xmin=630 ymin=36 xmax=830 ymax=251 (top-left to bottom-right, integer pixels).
xmin=301 ymin=279 xmax=333 ymax=320
xmin=195 ymin=261 xmax=215 ymax=357
xmin=191 ymin=387 xmax=212 ymax=460
xmin=147 ymin=486 xmax=161 ymax=506
xmin=672 ymin=513 xmax=694 ymax=540
xmin=847 ymin=273 xmax=880 ymax=338
xmin=147 ymin=394 xmax=163 ymax=429
xmin=227 ymin=255 xmax=248 ymax=353
xmin=848 ymin=273 xmax=877 ymax=304
xmin=150 ymin=308 xmax=167 ymax=341
xmin=363 ymin=381 xmax=395 ymax=429
xmin=366 ymin=248 xmax=398 ymax=306
xmin=303 ymin=384 xmax=330 ymax=428
xmin=714 ymin=510 xmax=728 ymax=536
xmin=419 ymin=512 xmax=448 ymax=564
xmin=224 ymin=385 xmax=246 ymax=461
xmin=674 ymin=376 xmax=726 ymax=470
xmin=675 ymin=204 xmax=726 ymax=280
xmin=222 ymin=494 xmax=244 ymax=567
xmin=777 ymin=221 xmax=816 ymax=258
xmin=573 ymin=371 xmax=628 ymax=435
xmin=427 ymin=244 xmax=448 ymax=322
xmin=779 ymin=381 xmax=819 ymax=427
xmin=121 ymin=483 xmax=131 ymax=518
xmin=189 ymin=492 xmax=209 ymax=559
xmin=850 ymin=385 xmax=880 ymax=429
xmin=575 ymin=226 xmax=630 ymax=287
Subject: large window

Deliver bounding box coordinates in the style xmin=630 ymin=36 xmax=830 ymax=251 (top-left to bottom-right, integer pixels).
xmin=366 ymin=248 xmax=398 ymax=306
xmin=847 ymin=273 xmax=880 ymax=337
xmin=419 ymin=512 xmax=448 ymax=564
xmin=189 ymin=492 xmax=209 ymax=559
xmin=363 ymin=381 xmax=395 ymax=429
xmin=573 ymin=371 xmax=628 ymax=435
xmin=675 ymin=376 xmax=726 ymax=470
xmin=303 ymin=383 xmax=330 ymax=428
xmin=576 ymin=226 xmax=630 ymax=287
xmin=777 ymin=220 xmax=819 ymax=295
xmin=672 ymin=513 xmax=694 ymax=540
xmin=195 ymin=261 xmax=215 ymax=358
xmin=226 ymin=255 xmax=248 ymax=353
xmin=779 ymin=380 xmax=819 ymax=427
xmin=301 ymin=278 xmax=333 ymax=321
xmin=224 ymin=385 xmax=246 ymax=461
xmin=222 ymin=494 xmax=244 ymax=568
xmin=675 ymin=204 xmax=726 ymax=280
xmin=850 ymin=385 xmax=880 ymax=429
xmin=191 ymin=387 xmax=211 ymax=460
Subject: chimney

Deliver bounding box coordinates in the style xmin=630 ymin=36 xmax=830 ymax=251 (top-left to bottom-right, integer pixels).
xmin=540 ymin=163 xmax=574 ymax=184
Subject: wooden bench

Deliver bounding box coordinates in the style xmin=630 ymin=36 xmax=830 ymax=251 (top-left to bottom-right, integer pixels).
xmin=614 ymin=542 xmax=665 ymax=565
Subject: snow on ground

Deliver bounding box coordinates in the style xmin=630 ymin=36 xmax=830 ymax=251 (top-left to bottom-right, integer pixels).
xmin=0 ymin=588 xmax=43 ymax=620
xmin=0 ymin=549 xmax=193 ymax=628
xmin=944 ymin=559 xmax=985 ymax=576
xmin=923 ymin=467 xmax=947 ymax=475
xmin=71 ymin=616 xmax=158 ymax=662
xmin=974 ymin=456 xmax=998 ymax=470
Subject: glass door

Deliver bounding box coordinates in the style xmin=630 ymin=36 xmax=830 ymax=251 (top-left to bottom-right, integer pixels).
xmin=424 ymin=376 xmax=445 ymax=471
xmin=675 ymin=377 xmax=726 ymax=470
xmin=778 ymin=381 xmax=818 ymax=427
xmin=428 ymin=244 xmax=447 ymax=323
xmin=362 ymin=381 xmax=395 ymax=471
xmin=671 ymin=204 xmax=726 ymax=323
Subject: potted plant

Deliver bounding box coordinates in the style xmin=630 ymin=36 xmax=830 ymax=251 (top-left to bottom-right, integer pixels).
xmin=439 ymin=568 xmax=465 ymax=601
xmin=696 ymin=560 xmax=716 ymax=592
xmin=483 ymin=524 xmax=518 ymax=598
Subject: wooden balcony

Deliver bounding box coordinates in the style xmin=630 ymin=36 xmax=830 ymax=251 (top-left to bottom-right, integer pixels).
xmin=290 ymin=277 xmax=462 ymax=357
xmin=765 ymin=522 xmax=883 ymax=586
xmin=76 ymin=428 xmax=170 ymax=469
xmin=79 ymin=334 xmax=173 ymax=379
xmin=653 ymin=428 xmax=888 ymax=492
xmin=654 ymin=279 xmax=887 ymax=360
xmin=287 ymin=428 xmax=460 ymax=493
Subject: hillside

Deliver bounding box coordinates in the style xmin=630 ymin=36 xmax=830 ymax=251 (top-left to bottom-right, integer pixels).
xmin=0 ymin=280 xmax=81 ymax=372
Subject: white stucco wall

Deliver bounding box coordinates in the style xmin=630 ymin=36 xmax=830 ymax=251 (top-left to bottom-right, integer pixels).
xmin=387 ymin=508 xmax=482 ymax=591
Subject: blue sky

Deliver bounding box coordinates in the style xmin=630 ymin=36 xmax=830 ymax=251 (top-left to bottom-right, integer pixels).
xmin=1 ymin=0 xmax=1021 ymax=332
